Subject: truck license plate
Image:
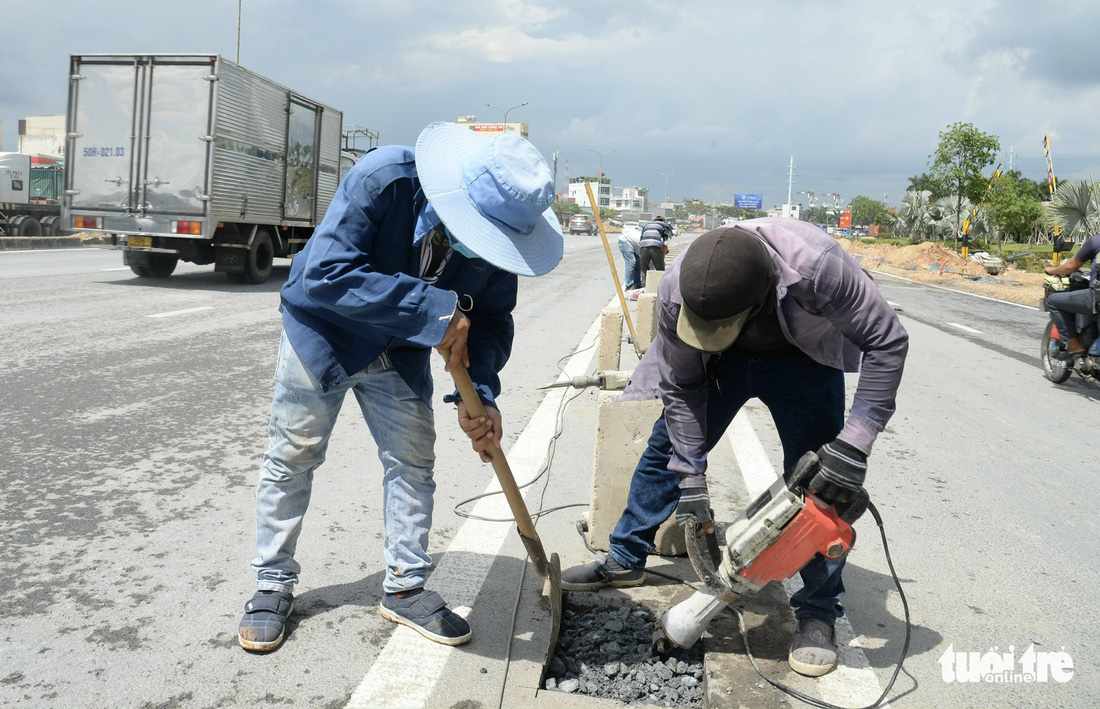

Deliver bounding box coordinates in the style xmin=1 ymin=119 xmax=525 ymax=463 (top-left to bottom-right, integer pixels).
xmin=129 ymin=236 xmax=152 ymax=248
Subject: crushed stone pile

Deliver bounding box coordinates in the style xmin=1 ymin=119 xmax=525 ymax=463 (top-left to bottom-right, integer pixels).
xmin=545 ymin=594 xmax=705 ymax=708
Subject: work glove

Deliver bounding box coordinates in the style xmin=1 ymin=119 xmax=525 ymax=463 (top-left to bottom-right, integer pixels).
xmin=675 ymin=487 xmax=714 ymax=531
xmin=809 ymin=439 xmax=867 ymax=506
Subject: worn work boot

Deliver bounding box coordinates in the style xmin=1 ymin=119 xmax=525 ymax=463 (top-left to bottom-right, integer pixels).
xmin=560 ymin=552 xmax=644 ymax=591
xmin=379 ymin=588 xmax=472 ymax=646
xmin=238 ymin=590 xmax=295 ymax=652
xmin=788 ymin=618 xmax=838 ymax=677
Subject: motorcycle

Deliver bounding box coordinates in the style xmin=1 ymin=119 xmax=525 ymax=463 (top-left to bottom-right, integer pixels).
xmin=1040 ymin=272 xmax=1100 ymax=385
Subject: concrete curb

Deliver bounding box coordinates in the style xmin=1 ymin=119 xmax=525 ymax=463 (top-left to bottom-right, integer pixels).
xmin=0 ymin=234 xmax=114 ymax=250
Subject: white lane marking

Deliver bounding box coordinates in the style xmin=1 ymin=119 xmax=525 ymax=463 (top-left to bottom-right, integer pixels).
xmin=947 ymin=322 xmax=982 ymax=334
xmin=870 ymin=269 xmax=1038 ymax=310
xmin=101 ymin=267 xmax=131 ymax=272
xmin=346 ymin=315 xmax=603 ymax=709
xmin=146 ymin=306 xmax=214 ymax=318
xmin=726 ymin=413 xmax=888 ymax=707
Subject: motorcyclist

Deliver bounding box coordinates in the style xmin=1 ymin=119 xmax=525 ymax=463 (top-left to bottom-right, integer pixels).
xmin=1043 ymin=234 xmax=1100 ymax=365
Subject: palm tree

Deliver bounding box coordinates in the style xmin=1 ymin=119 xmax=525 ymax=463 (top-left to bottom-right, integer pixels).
xmin=1045 ymin=180 xmax=1100 ymax=240
xmin=888 ymin=189 xmax=938 ymax=242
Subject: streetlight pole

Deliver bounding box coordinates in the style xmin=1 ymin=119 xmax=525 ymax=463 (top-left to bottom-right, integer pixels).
xmin=236 ymin=0 xmax=242 ymax=63
xmin=657 ymin=171 xmax=677 ymax=204
xmin=484 ymin=102 xmax=528 ymax=131
xmin=588 ymin=148 xmax=615 ymax=179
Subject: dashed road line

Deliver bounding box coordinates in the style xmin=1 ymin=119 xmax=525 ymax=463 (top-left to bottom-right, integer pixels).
xmin=946 ymin=322 xmax=982 ymax=334
xmin=146 ymin=306 xmax=214 ymax=318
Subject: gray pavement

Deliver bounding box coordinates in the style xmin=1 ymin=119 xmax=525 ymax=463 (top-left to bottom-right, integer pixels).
xmin=4 ymin=235 xmax=1099 ymax=708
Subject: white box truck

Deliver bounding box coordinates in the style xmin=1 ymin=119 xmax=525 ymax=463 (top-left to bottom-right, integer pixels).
xmin=0 ymin=152 xmax=64 ymax=236
xmin=62 ymin=54 xmax=348 ymax=283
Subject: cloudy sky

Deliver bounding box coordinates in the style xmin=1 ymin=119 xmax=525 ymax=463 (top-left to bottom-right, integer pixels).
xmin=4 ymin=0 xmax=1099 ymax=210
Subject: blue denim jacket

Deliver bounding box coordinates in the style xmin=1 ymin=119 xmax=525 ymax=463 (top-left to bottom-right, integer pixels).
xmin=621 ymin=218 xmax=908 ymax=487
xmin=280 ymin=145 xmax=517 ymax=410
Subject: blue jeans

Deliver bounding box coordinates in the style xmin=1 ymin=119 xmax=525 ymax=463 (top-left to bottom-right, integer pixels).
xmin=608 ymin=354 xmax=849 ymax=623
xmin=618 ymin=239 xmax=640 ymax=290
xmin=252 ymin=330 xmax=437 ymax=595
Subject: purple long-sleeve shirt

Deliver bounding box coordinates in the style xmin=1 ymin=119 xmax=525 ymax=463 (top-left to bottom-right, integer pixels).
xmin=621 ymin=218 xmax=909 ymax=489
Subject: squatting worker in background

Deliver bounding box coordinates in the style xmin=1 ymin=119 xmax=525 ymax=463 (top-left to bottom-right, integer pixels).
xmin=237 ymin=123 xmax=563 ymax=652
xmin=618 ymin=223 xmax=642 ymax=291
xmin=638 ymin=215 xmax=671 ymax=286
xmin=561 ymin=220 xmax=908 ymax=677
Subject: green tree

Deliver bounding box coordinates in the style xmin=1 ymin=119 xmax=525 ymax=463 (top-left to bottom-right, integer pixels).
xmin=848 ymin=195 xmax=885 ymax=228
xmin=551 ymin=200 xmax=582 ymax=224
xmin=928 ymin=122 xmax=1001 ymax=249
xmin=987 ymin=173 xmax=1043 ymax=244
xmin=907 ymin=172 xmax=946 ymax=199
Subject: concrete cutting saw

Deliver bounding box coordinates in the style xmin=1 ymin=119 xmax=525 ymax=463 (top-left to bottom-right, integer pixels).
xmin=652 ymin=451 xmax=868 ymax=652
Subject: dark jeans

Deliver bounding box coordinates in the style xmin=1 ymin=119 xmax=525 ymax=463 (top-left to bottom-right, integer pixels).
xmin=608 ymin=355 xmax=848 ymax=623
xmin=639 ymin=246 xmax=665 ymax=285
xmin=1047 ymin=288 xmax=1096 ymax=341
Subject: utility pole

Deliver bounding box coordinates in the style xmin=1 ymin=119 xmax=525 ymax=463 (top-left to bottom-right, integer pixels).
xmin=785 ymin=155 xmax=795 ymax=218
xmin=552 ymin=151 xmax=558 ymax=196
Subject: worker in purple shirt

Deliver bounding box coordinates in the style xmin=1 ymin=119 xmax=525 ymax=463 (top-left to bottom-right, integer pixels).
xmin=562 ymin=219 xmax=908 ymax=677
xmin=237 ymin=123 xmax=563 ymax=653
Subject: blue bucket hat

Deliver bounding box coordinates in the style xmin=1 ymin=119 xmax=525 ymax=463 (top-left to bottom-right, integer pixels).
xmin=415 ymin=122 xmax=563 ymax=277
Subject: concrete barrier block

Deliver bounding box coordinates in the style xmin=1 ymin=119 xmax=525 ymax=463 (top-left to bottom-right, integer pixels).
xmin=645 ymin=269 xmax=664 ymax=293
xmin=597 ymin=307 xmax=623 ymax=372
xmin=634 ymin=293 xmax=658 ymax=354
xmin=588 ymin=391 xmax=685 ymax=557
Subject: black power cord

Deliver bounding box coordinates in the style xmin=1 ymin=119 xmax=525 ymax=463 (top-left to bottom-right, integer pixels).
xmin=734 ymin=499 xmax=911 ymax=709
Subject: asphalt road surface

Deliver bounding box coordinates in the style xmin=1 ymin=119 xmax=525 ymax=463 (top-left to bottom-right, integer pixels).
xmin=1 ymin=236 xmax=1097 ymax=708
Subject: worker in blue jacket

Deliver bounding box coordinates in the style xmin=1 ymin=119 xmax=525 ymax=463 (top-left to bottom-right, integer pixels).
xmin=238 ymin=123 xmax=563 ymax=652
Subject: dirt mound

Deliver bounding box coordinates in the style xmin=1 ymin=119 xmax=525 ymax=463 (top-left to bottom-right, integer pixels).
xmin=838 ymin=238 xmax=1045 ymax=307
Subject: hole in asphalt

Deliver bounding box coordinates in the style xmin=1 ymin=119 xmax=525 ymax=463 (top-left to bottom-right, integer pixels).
xmin=544 ymin=593 xmax=704 ymax=708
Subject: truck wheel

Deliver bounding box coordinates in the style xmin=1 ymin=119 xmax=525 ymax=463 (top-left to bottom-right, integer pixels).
xmin=146 ymin=253 xmax=179 ymax=278
xmin=17 ymin=216 xmax=42 ymax=236
xmin=240 ymin=229 xmax=274 ymax=284
xmin=40 ymin=216 xmax=59 ymax=236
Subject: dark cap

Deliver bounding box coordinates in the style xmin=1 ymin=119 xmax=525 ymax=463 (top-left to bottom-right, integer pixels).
xmin=677 ymin=228 xmax=776 ymax=352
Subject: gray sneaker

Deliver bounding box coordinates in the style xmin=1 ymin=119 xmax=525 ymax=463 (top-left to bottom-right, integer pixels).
xmin=238 ymin=590 xmax=295 ymax=652
xmin=560 ymin=552 xmax=644 ymax=591
xmin=379 ymin=588 xmax=471 ymax=646
xmin=788 ymin=618 xmax=838 ymax=677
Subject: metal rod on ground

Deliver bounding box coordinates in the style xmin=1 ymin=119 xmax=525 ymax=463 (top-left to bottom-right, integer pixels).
xmin=585 ymin=181 xmax=640 ymax=356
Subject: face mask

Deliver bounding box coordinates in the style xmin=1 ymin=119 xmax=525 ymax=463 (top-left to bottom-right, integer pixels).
xmin=446 ymin=229 xmax=479 ymax=259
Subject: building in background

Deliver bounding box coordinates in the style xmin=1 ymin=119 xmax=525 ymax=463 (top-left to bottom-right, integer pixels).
xmin=19 ymin=115 xmax=66 ymax=158
xmin=455 ymin=115 xmax=529 ymax=139
xmin=610 ymin=186 xmax=646 ymax=214
xmin=568 ymin=177 xmax=610 ymax=209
